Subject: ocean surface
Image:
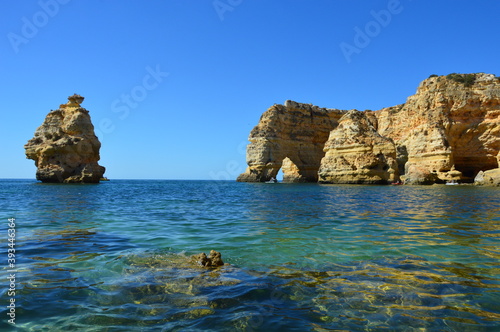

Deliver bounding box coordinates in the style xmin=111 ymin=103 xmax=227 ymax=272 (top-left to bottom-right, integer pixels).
xmin=0 ymin=179 xmax=499 ymax=331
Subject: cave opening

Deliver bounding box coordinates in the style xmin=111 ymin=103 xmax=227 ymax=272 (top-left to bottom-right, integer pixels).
xmin=453 ymin=157 xmax=498 ymax=181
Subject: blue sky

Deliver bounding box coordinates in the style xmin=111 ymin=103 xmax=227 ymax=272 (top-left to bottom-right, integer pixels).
xmin=1 ymin=0 xmax=499 ymax=180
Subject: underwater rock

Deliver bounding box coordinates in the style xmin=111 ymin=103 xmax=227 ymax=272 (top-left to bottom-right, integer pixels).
xmin=84 ymin=251 xmax=497 ymax=330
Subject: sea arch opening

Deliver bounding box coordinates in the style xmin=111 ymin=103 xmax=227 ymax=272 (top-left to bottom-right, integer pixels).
xmin=269 ymin=157 xmax=315 ymax=183
xmin=276 ymin=168 xmax=284 ymax=182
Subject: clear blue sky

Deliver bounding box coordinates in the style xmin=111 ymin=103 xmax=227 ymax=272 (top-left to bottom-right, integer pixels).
xmin=1 ymin=0 xmax=499 ymax=180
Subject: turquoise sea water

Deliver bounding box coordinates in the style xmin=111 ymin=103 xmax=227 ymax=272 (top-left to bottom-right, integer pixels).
xmin=0 ymin=179 xmax=499 ymax=331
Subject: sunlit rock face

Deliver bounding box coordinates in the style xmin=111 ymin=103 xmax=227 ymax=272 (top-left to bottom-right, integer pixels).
xmin=376 ymin=73 xmax=500 ymax=184
xmin=239 ymin=73 xmax=500 ymax=185
xmin=25 ymin=94 xmax=106 ymax=183
xmin=474 ymin=151 xmax=500 ymax=186
xmin=237 ymin=101 xmax=344 ymax=182
xmin=318 ymin=110 xmax=398 ymax=184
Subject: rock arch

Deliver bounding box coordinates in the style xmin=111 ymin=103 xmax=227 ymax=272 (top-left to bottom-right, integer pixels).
xmin=237 ymin=101 xmax=344 ymax=182
xmin=238 ymin=74 xmax=500 ymax=185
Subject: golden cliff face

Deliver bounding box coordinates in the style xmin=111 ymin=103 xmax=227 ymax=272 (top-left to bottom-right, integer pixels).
xmin=239 ymin=73 xmax=500 ymax=185
xmin=24 ymin=94 xmax=106 ymax=183
xmin=376 ymin=73 xmax=500 ymax=184
xmin=237 ymin=100 xmax=344 ymax=182
xmin=318 ymin=110 xmax=398 ymax=184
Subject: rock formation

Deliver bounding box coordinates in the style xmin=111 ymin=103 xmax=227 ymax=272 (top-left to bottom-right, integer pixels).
xmin=239 ymin=73 xmax=500 ymax=185
xmin=474 ymin=152 xmax=500 ymax=186
xmin=191 ymin=250 xmax=225 ymax=268
xmin=318 ymin=110 xmax=399 ymax=184
xmin=25 ymin=94 xmax=106 ymax=183
xmin=237 ymin=100 xmax=344 ymax=182
xmin=474 ymin=169 xmax=500 ymax=186
xmin=376 ymin=73 xmax=500 ymax=184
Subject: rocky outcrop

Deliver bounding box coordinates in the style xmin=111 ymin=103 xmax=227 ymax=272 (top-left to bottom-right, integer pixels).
xmin=25 ymin=94 xmax=106 ymax=183
xmin=237 ymin=101 xmax=344 ymax=182
xmin=474 ymin=169 xmax=500 ymax=186
xmin=318 ymin=110 xmax=398 ymax=184
xmin=239 ymin=73 xmax=500 ymax=185
xmin=474 ymin=152 xmax=500 ymax=186
xmin=376 ymin=73 xmax=500 ymax=184
xmin=191 ymin=250 xmax=225 ymax=268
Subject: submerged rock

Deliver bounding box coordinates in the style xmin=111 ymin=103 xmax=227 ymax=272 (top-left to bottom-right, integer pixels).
xmin=24 ymin=94 xmax=105 ymax=183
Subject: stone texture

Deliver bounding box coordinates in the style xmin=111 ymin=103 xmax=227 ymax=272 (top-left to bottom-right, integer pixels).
xmin=375 ymin=73 xmax=500 ymax=184
xmin=474 ymin=152 xmax=500 ymax=186
xmin=318 ymin=110 xmax=398 ymax=184
xmin=191 ymin=250 xmax=224 ymax=268
xmin=237 ymin=101 xmax=344 ymax=182
xmin=239 ymin=73 xmax=500 ymax=185
xmin=474 ymin=169 xmax=500 ymax=186
xmin=25 ymin=94 xmax=105 ymax=183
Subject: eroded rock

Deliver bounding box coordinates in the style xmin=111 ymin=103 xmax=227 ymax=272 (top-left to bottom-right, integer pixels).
xmin=474 ymin=169 xmax=500 ymax=186
xmin=191 ymin=250 xmax=225 ymax=268
xmin=237 ymin=101 xmax=344 ymax=182
xmin=376 ymin=73 xmax=500 ymax=184
xmin=239 ymin=73 xmax=500 ymax=185
xmin=25 ymin=94 xmax=105 ymax=183
xmin=318 ymin=110 xmax=399 ymax=184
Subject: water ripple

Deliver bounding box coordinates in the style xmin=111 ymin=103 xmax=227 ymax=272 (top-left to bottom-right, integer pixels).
xmin=0 ymin=180 xmax=498 ymax=331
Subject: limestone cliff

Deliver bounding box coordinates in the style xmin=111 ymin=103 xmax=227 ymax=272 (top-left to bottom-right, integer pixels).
xmin=375 ymin=73 xmax=500 ymax=184
xmin=375 ymin=74 xmax=500 ymax=183
xmin=25 ymin=94 xmax=106 ymax=183
xmin=237 ymin=101 xmax=344 ymax=182
xmin=239 ymin=73 xmax=500 ymax=185
xmin=318 ymin=110 xmax=398 ymax=184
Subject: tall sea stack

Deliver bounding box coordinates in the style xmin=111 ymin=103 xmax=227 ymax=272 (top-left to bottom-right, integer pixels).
xmin=25 ymin=94 xmax=106 ymax=183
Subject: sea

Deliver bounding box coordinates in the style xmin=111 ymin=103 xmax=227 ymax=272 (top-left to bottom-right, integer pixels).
xmin=0 ymin=179 xmax=499 ymax=331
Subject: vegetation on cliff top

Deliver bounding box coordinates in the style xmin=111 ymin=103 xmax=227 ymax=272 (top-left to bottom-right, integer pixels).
xmin=445 ymin=73 xmax=476 ymax=87
xmin=429 ymin=73 xmax=500 ymax=85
